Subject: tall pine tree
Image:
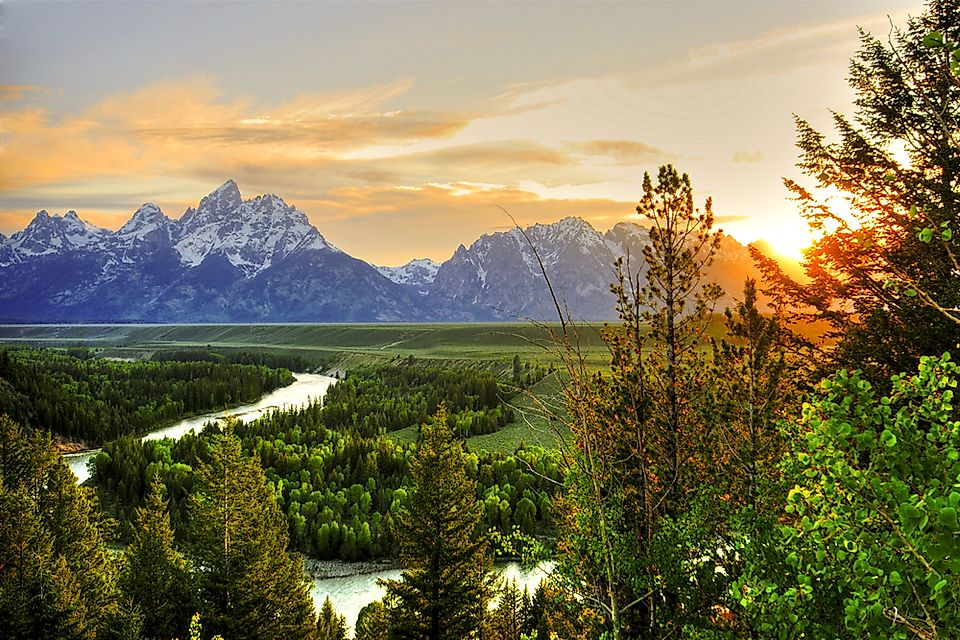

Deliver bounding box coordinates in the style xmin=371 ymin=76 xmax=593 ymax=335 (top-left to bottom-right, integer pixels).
xmin=189 ymin=423 xmax=316 ymax=640
xmin=383 ymin=406 xmax=493 ymax=640
xmin=554 ymin=166 xmax=731 ymax=638
xmin=0 ymin=414 xmax=137 ymax=640
xmin=119 ymin=475 xmax=193 ymax=640
xmin=316 ymin=596 xmax=347 ymax=640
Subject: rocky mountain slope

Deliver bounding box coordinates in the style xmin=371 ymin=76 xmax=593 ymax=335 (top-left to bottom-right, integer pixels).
xmin=428 ymin=217 xmax=760 ymax=321
xmin=375 ymin=259 xmax=441 ymax=297
xmin=0 ymin=183 xmax=762 ymax=323
xmin=0 ymin=181 xmax=429 ymax=322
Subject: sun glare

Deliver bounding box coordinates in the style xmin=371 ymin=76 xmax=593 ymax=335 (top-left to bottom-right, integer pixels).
xmin=760 ymin=222 xmax=814 ymax=262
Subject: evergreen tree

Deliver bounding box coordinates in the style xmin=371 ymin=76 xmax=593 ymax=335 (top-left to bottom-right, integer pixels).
xmin=119 ymin=475 xmax=193 ymax=640
xmin=711 ymin=279 xmax=797 ymax=510
xmin=190 ymin=423 xmax=316 ymax=640
xmin=753 ymin=0 xmax=960 ymax=383
xmin=382 ymin=406 xmax=493 ymax=640
xmin=316 ymin=596 xmax=347 ymax=640
xmin=355 ymin=600 xmax=391 ymax=640
xmin=485 ymin=579 xmax=527 ymax=640
xmin=553 ymin=165 xmax=729 ymax=638
xmin=0 ymin=414 xmax=132 ymax=640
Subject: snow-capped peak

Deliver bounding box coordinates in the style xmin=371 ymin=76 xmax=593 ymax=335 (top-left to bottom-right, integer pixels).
xmin=209 ymin=179 xmax=242 ymax=206
xmin=9 ymin=209 xmax=109 ymax=258
xmin=376 ymin=258 xmax=441 ymax=295
xmin=120 ymin=203 xmax=165 ymax=229
xmin=114 ymin=202 xmax=175 ymax=249
xmin=173 ymin=181 xmax=338 ymax=275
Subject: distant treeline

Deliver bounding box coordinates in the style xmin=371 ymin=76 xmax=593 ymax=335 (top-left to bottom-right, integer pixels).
xmin=321 ymin=365 xmax=518 ymax=438
xmin=0 ymin=347 xmax=294 ymax=445
xmin=148 ymin=347 xmax=334 ymax=373
xmin=92 ymin=364 xmax=562 ymax=561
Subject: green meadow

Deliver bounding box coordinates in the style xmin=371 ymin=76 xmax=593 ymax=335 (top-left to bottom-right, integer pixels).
xmin=0 ymin=322 xmax=612 ymax=368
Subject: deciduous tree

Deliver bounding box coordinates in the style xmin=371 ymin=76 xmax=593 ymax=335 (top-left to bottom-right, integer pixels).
xmin=736 ymin=353 xmax=960 ymax=638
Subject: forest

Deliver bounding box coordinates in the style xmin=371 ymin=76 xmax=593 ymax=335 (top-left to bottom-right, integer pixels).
xmin=2 ymin=3 xmax=960 ymax=639
xmin=0 ymin=347 xmax=294 ymax=444
xmin=89 ymin=364 xmax=560 ymax=561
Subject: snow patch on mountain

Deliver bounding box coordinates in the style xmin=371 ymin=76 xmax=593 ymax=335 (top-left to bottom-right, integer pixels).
xmin=376 ymin=258 xmax=441 ymax=296
xmin=8 ymin=210 xmax=109 ymax=260
xmin=172 ymin=182 xmax=339 ymax=275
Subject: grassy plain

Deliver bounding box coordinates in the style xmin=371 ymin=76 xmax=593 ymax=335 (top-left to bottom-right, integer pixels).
xmin=0 ymin=322 xmax=612 ymax=369
xmin=388 ymin=372 xmax=571 ymax=453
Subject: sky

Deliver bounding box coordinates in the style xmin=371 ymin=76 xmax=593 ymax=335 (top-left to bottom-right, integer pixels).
xmin=0 ymin=0 xmax=922 ymax=265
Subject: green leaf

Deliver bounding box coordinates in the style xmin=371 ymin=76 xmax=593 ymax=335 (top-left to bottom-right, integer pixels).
xmin=889 ymin=571 xmax=903 ymax=586
xmin=899 ymin=502 xmax=923 ymax=531
xmin=923 ymin=31 xmax=944 ymax=48
xmin=938 ymin=506 xmax=958 ymax=531
xmin=919 ymin=227 xmax=934 ymax=243
xmin=942 ymin=228 xmax=953 ymax=242
xmin=904 ymin=289 xmax=917 ymax=298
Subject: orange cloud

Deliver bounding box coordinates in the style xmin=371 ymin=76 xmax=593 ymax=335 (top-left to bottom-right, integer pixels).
xmin=0 ymin=77 xmax=472 ymax=195
xmin=294 ymin=182 xmax=638 ymax=265
xmin=0 ymin=85 xmax=46 ymax=102
xmin=0 ymin=76 xmax=766 ymax=264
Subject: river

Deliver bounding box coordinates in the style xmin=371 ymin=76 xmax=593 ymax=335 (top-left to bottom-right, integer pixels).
xmin=310 ymin=560 xmax=555 ymax=637
xmin=63 ymin=372 xmax=338 ymax=483
xmin=61 ymin=371 xmax=552 ymax=634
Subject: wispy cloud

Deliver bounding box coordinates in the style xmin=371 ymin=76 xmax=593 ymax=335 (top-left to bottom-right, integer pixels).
xmin=733 ymin=150 xmax=765 ymax=163
xmin=0 ymin=77 xmax=472 ymax=193
xmin=568 ymin=140 xmax=671 ymax=165
xmin=0 ymin=85 xmax=46 ymax=102
xmin=685 ymin=9 xmax=912 ymax=73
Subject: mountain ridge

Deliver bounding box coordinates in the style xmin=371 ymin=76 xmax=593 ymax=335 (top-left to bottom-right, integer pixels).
xmin=0 ymin=181 xmax=764 ymax=322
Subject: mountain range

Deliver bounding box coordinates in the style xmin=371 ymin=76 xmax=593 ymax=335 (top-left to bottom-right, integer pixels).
xmin=0 ymin=181 xmax=762 ymax=323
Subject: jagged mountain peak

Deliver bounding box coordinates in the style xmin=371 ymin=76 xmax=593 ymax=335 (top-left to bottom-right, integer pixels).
xmin=11 ymin=209 xmax=108 ymax=257
xmin=182 ymin=179 xmax=243 ymax=227
xmin=500 ymin=216 xmax=604 ymax=251
xmin=173 ymin=181 xmax=337 ymax=274
xmin=114 ymin=202 xmax=175 ymax=249
xmin=376 ymin=257 xmax=441 ymax=296
xmin=206 ymin=178 xmax=242 ymax=207
xmin=122 ymin=203 xmax=165 ymax=226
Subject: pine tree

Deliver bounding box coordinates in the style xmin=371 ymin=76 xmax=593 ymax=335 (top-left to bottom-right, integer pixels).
xmin=711 ymin=279 xmax=797 ymax=510
xmin=485 ymin=579 xmax=526 ymax=640
xmin=553 ymin=166 xmax=730 ymax=638
xmin=119 ymin=475 xmax=193 ymax=640
xmin=754 ymin=0 xmax=960 ymax=383
xmin=382 ymin=406 xmax=493 ymax=640
xmin=355 ymin=600 xmax=391 ymax=640
xmin=0 ymin=414 xmax=130 ymax=640
xmin=316 ymin=596 xmax=348 ymax=640
xmin=190 ymin=423 xmax=316 ymax=640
